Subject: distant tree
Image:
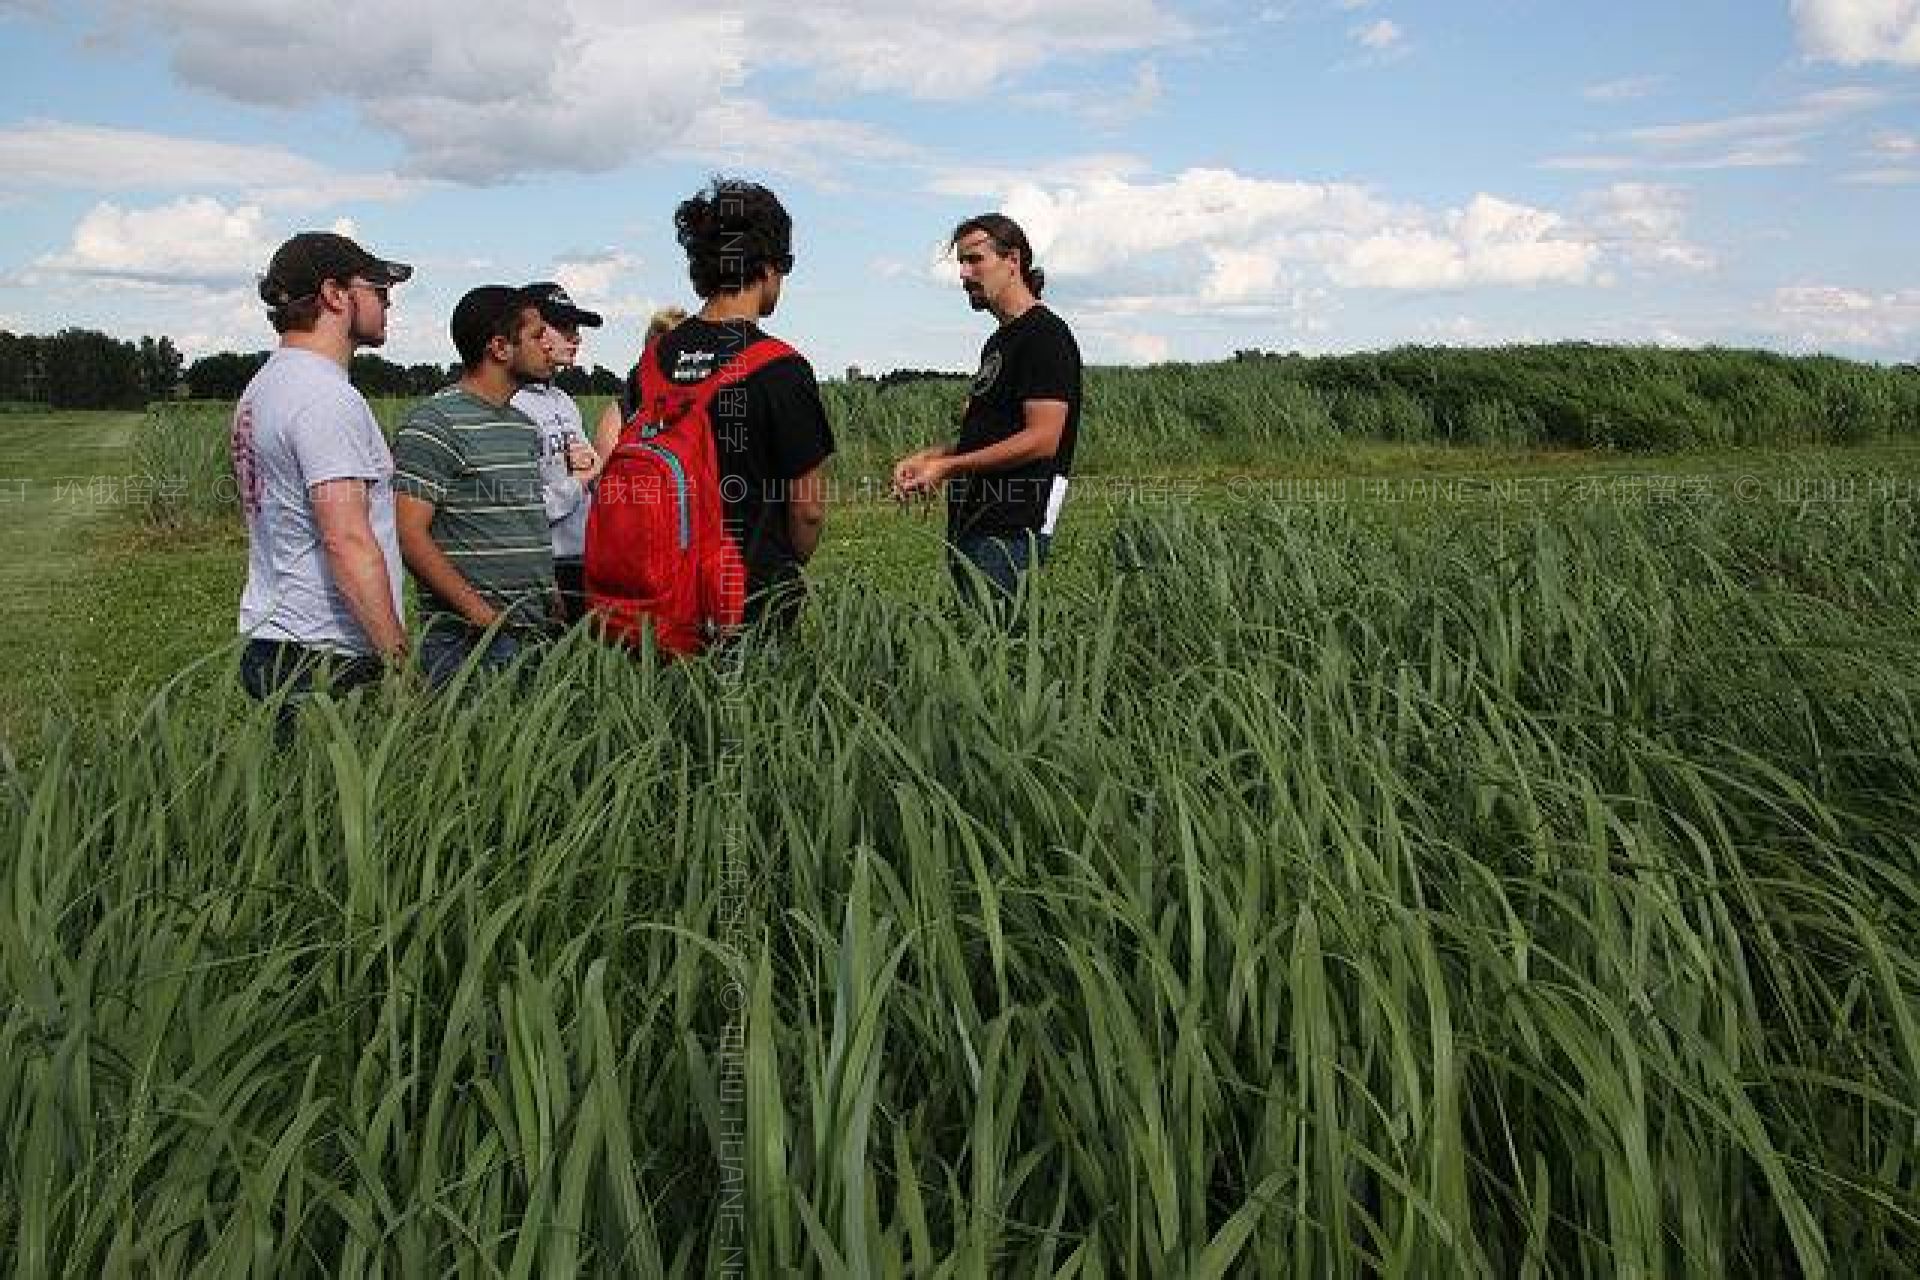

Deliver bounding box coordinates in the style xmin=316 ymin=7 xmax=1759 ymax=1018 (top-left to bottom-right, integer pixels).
xmin=0 ymin=331 xmax=42 ymax=402
xmin=405 ymin=363 xmax=453 ymax=397
xmin=349 ymin=353 xmax=410 ymax=398
xmin=44 ymin=328 xmax=145 ymax=408
xmin=586 ymin=365 xmax=622 ymax=396
xmin=184 ymin=351 xmax=270 ymax=400
xmin=137 ymin=336 xmax=184 ymax=398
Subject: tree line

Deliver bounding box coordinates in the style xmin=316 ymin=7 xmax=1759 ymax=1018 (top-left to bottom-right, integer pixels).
xmin=0 ymin=327 xmax=626 ymax=408
xmin=0 ymin=329 xmax=183 ymax=409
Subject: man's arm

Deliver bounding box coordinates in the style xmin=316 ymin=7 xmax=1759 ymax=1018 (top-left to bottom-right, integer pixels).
xmin=907 ymin=400 xmax=1067 ymax=492
xmin=311 ymin=479 xmax=407 ymax=660
xmin=787 ymin=461 xmax=828 ymax=563
xmin=395 ymin=493 xmax=501 ymax=628
xmin=593 ymin=401 xmax=625 ymax=463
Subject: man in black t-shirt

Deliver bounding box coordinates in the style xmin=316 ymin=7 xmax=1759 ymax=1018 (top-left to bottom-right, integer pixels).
xmin=625 ymin=179 xmax=834 ymax=633
xmin=892 ymin=214 xmax=1081 ymax=619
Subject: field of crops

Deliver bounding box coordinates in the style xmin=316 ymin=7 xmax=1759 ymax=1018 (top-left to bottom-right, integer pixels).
xmin=5 ymin=462 xmax=1918 ymax=1271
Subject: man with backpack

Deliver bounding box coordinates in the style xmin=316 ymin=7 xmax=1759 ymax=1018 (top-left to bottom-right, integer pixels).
xmin=393 ymin=285 xmax=560 ymax=685
xmin=892 ymin=213 xmax=1082 ymax=621
xmin=586 ymin=179 xmax=833 ymax=654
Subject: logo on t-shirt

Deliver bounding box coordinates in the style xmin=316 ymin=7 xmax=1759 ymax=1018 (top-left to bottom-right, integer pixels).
xmin=970 ymin=351 xmax=1002 ymax=398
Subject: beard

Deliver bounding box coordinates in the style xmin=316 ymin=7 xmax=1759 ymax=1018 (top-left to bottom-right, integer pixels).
xmin=348 ymin=301 xmax=387 ymax=347
xmin=965 ymin=285 xmax=989 ymax=311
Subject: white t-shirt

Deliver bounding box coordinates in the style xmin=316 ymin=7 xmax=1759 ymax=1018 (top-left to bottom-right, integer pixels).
xmin=232 ymin=347 xmax=404 ymax=653
xmin=511 ymin=382 xmax=592 ymax=560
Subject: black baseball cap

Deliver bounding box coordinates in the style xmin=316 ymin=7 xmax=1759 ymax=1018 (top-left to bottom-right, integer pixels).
xmin=522 ymin=281 xmax=603 ymax=328
xmin=259 ymin=231 xmax=412 ymax=308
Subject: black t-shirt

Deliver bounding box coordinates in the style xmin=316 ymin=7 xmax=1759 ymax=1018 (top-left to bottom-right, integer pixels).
xmin=625 ymin=318 xmax=834 ymax=589
xmin=947 ymin=305 xmax=1083 ymax=538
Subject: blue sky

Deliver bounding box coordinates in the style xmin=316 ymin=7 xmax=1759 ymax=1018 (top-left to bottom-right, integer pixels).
xmin=0 ymin=0 xmax=1914 ymax=374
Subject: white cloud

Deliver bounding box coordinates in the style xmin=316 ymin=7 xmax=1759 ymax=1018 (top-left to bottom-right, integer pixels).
xmin=0 ymin=120 xmax=424 ymax=207
xmin=1769 ymin=283 xmax=1920 ymax=348
xmin=1626 ymin=86 xmax=1886 ymax=150
xmin=1582 ymin=182 xmax=1720 ymax=272
xmin=928 ymin=154 xmax=1154 ymax=199
xmin=1551 ymin=87 xmax=1892 ymax=173
xmin=1584 ymin=183 xmax=1714 ymax=272
xmin=1015 ymin=62 xmax=1163 ymax=128
xmin=88 ymin=0 xmax=1182 ymax=184
xmin=664 ymin=99 xmax=920 ymax=184
xmin=1334 ymin=196 xmax=1600 ymax=289
xmin=1792 ymin=0 xmax=1920 ymax=66
xmin=947 ymin=166 xmax=1607 ymax=331
xmin=1355 ymin=18 xmax=1404 ymax=51
xmin=35 ymin=197 xmax=278 ymax=289
xmin=754 ymin=2 xmax=1185 ymax=100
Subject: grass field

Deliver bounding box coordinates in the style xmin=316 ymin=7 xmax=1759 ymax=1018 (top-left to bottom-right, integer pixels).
xmin=3 ymin=401 xmax=1920 ymax=1274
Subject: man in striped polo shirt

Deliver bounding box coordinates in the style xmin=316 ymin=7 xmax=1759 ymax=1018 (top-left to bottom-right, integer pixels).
xmin=393 ymin=285 xmax=559 ymax=687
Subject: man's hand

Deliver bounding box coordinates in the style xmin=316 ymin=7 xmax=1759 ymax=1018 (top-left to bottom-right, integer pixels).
xmin=891 ymin=448 xmax=948 ymax=502
xmin=566 ymin=439 xmax=598 ymax=476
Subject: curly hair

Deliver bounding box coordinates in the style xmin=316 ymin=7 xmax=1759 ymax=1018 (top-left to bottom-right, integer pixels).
xmin=675 ymin=178 xmax=792 ymax=299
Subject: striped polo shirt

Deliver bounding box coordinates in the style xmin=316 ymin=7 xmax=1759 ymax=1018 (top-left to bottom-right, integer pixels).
xmin=392 ymin=388 xmax=554 ymax=626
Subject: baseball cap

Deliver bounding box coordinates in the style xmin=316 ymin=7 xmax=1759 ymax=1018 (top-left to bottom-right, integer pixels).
xmin=522 ymin=281 xmax=604 ymax=328
xmin=259 ymin=232 xmax=413 ymax=308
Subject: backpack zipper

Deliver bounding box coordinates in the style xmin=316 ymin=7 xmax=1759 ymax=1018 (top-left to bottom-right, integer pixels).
xmin=638 ymin=442 xmax=692 ymax=550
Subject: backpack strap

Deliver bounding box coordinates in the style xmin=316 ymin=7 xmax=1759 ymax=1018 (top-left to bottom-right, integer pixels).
xmin=712 ymin=337 xmax=799 ymax=388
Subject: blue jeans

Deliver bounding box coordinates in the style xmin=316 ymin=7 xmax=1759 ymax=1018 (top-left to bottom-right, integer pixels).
xmin=948 ymin=530 xmax=1050 ymax=622
xmin=419 ymin=621 xmax=542 ymax=690
xmin=239 ymin=639 xmax=385 ymax=742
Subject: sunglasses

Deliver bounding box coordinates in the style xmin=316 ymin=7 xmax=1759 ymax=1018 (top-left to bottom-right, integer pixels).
xmin=349 ymin=280 xmax=391 ymax=305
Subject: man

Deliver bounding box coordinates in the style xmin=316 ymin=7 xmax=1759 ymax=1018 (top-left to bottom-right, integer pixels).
xmin=392 ymin=286 xmax=559 ymax=686
xmin=231 ymin=230 xmax=412 ymax=721
xmin=512 ymin=281 xmax=604 ymax=624
xmin=893 ymin=214 xmax=1082 ymax=619
xmin=624 ymin=178 xmax=833 ymax=634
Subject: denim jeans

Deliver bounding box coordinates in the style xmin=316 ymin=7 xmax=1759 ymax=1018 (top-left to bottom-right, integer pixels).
xmin=419 ymin=621 xmax=543 ymax=690
xmin=948 ymin=530 xmax=1050 ymax=622
xmin=239 ymin=639 xmax=385 ymax=740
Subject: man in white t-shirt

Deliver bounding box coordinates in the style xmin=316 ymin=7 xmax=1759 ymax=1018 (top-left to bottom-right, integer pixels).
xmin=231 ymin=231 xmax=412 ymax=718
xmin=511 ymin=281 xmax=604 ymax=624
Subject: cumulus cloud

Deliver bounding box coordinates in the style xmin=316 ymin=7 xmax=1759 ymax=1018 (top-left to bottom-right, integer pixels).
xmin=1334 ymin=196 xmax=1599 ymax=289
xmin=82 ymin=0 xmax=1183 ymax=183
xmin=1792 ymin=0 xmax=1920 ymax=66
xmin=1769 ymin=283 xmax=1920 ymax=348
xmin=35 ymin=197 xmax=280 ymax=289
xmin=936 ymin=165 xmax=1609 ymax=333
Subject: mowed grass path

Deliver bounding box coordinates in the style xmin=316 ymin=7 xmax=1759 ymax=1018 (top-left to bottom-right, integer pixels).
xmin=0 ymin=411 xmax=241 ymax=745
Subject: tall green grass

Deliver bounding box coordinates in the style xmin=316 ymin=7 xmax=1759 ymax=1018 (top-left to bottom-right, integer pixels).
xmin=138 ymin=345 xmax=1920 ymax=535
xmin=5 ymin=492 xmax=1917 ymax=1274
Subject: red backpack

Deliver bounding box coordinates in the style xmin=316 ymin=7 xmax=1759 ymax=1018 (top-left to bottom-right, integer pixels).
xmin=585 ymin=334 xmax=797 ymax=656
